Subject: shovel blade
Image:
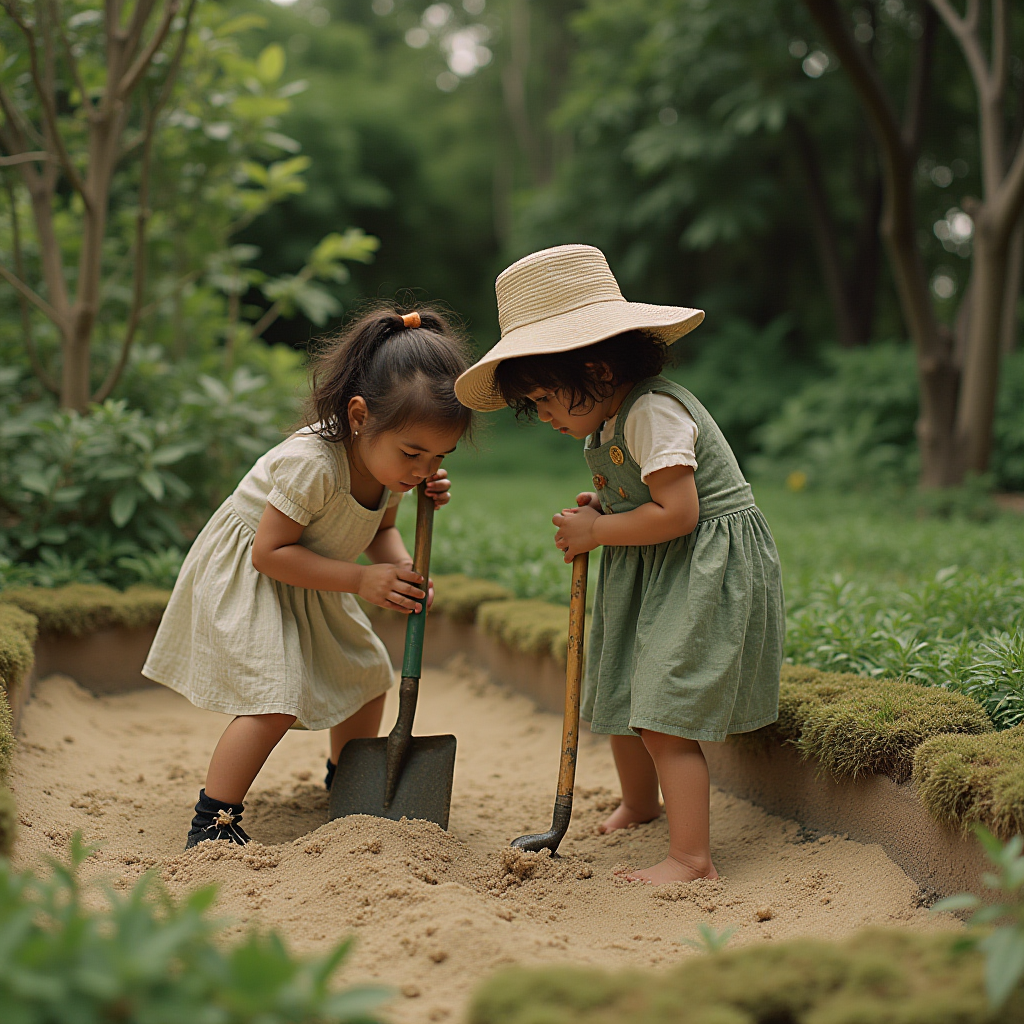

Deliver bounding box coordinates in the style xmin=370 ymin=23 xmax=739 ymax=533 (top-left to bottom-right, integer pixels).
xmin=327 ymin=734 xmax=457 ymax=830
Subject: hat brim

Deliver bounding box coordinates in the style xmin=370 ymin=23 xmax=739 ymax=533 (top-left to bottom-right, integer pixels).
xmin=455 ymin=299 xmax=705 ymax=412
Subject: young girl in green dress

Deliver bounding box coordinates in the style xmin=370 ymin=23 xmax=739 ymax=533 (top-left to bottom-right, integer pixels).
xmin=455 ymin=245 xmax=784 ymax=884
xmin=144 ymin=307 xmax=472 ymax=849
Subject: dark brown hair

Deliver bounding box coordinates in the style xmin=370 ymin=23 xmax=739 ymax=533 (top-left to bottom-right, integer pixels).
xmin=305 ymin=305 xmax=473 ymax=443
xmin=494 ymin=330 xmax=670 ymax=419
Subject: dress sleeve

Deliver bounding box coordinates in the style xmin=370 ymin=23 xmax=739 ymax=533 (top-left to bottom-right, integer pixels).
xmin=623 ymin=393 xmax=699 ymax=482
xmin=264 ymin=435 xmax=340 ymax=527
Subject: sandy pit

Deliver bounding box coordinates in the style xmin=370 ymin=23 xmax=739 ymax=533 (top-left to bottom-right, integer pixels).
xmin=10 ymin=659 xmax=957 ymax=1022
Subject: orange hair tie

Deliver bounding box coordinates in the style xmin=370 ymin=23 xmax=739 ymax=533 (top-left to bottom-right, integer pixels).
xmin=402 ymin=311 xmax=421 ymax=329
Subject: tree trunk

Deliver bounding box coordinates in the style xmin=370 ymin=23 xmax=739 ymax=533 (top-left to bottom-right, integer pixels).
xmin=1001 ymin=214 xmax=1023 ymax=353
xmin=954 ymin=218 xmax=1009 ymax=474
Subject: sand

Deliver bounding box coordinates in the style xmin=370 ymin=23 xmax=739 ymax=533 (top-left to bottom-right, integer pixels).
xmin=9 ymin=659 xmax=957 ymax=1022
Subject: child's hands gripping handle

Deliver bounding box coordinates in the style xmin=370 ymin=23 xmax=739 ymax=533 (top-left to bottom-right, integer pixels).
xmin=358 ymin=563 xmax=427 ymax=614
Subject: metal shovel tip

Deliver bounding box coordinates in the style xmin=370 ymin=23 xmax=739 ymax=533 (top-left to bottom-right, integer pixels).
xmin=511 ymin=796 xmax=573 ymax=855
xmin=328 ymin=734 xmax=457 ymax=831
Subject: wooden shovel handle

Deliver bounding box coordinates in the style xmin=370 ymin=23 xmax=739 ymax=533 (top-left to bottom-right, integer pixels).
xmin=557 ymin=552 xmax=588 ymax=800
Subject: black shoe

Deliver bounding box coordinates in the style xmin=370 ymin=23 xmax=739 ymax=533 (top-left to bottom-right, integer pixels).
xmin=325 ymin=758 xmax=336 ymax=792
xmin=185 ymin=789 xmax=251 ymax=850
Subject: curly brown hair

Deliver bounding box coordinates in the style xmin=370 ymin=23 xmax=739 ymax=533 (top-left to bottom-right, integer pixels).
xmin=494 ymin=330 xmax=670 ymax=419
xmin=304 ymin=305 xmax=473 ymax=443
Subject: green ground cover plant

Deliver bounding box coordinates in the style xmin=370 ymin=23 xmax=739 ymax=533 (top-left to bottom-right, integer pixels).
xmin=0 ymin=835 xmax=388 ymax=1024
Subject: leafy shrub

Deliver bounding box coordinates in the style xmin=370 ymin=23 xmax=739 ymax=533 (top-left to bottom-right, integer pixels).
xmin=752 ymin=341 xmax=920 ymax=489
xmin=476 ymin=599 xmax=571 ymax=664
xmin=753 ymin=345 xmax=1024 ymax=492
xmin=0 ymin=351 xmax=301 ymax=590
xmin=0 ymin=835 xmax=389 ymax=1023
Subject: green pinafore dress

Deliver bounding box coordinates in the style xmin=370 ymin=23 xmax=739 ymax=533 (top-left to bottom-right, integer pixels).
xmin=582 ymin=376 xmax=784 ymax=743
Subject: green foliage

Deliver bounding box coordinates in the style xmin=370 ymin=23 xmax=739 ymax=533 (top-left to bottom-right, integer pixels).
xmin=681 ymin=923 xmax=736 ymax=954
xmin=0 ymin=585 xmax=168 ymax=637
xmin=0 ymin=686 xmax=12 ymax=788
xmin=0 ymin=835 xmax=390 ymax=1023
xmin=934 ymin=829 xmax=1024 ymax=1011
xmin=914 ymin=729 xmax=1024 ymax=840
xmin=754 ymin=347 xmax=1024 ymax=492
xmin=752 ymin=342 xmax=920 ymax=489
xmin=468 ymin=929 xmax=1016 ymax=1023
xmin=755 ymin=665 xmax=994 ymax=783
xmin=0 ymin=350 xmax=302 ymax=588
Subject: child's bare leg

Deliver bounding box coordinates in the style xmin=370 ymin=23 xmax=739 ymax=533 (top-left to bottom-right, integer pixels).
xmin=206 ymin=713 xmax=297 ymax=805
xmin=599 ymin=733 xmax=662 ymax=833
xmin=626 ymin=730 xmax=718 ymax=883
xmin=329 ymin=693 xmax=386 ymax=763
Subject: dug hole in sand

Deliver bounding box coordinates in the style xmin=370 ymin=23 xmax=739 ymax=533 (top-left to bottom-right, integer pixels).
xmin=11 ymin=658 xmax=957 ymax=1022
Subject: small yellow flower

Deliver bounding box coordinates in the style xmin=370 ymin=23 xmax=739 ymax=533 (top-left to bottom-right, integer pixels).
xmin=786 ymin=470 xmax=808 ymax=492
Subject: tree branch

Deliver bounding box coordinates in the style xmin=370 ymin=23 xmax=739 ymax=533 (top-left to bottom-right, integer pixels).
xmin=0 ymin=263 xmax=62 ymax=324
xmin=0 ymin=0 xmax=92 ymax=207
xmin=0 ymin=152 xmax=50 ymax=167
xmin=3 ymin=177 xmax=59 ymax=393
xmin=903 ymin=1 xmax=937 ymax=153
xmin=50 ymin=0 xmax=96 ymax=114
xmin=118 ymin=0 xmax=181 ymax=100
xmin=93 ymin=0 xmax=197 ymax=402
xmin=929 ymin=0 xmax=991 ymax=99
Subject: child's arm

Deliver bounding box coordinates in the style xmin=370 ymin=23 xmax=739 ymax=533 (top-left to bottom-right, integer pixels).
xmin=553 ymin=466 xmax=699 ymax=562
xmin=252 ymin=504 xmax=426 ymax=613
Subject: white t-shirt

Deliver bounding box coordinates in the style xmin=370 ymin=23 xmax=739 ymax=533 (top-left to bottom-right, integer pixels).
xmin=598 ymin=392 xmax=698 ymax=482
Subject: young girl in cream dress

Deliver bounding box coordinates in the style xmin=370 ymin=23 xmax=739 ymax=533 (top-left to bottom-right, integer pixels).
xmin=456 ymin=246 xmax=783 ymax=884
xmin=144 ymin=308 xmax=471 ymax=848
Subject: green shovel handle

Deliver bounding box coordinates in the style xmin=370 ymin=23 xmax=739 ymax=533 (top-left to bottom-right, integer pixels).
xmin=401 ymin=483 xmax=434 ymax=678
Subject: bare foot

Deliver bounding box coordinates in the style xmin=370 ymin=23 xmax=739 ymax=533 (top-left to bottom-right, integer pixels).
xmin=598 ymin=801 xmax=661 ymax=834
xmin=619 ymin=855 xmax=719 ymax=884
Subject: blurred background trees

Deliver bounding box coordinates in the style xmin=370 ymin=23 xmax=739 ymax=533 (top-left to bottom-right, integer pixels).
xmin=1 ymin=0 xmax=1023 ymax=587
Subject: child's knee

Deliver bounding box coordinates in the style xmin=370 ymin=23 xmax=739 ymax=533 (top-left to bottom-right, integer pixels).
xmin=639 ymin=729 xmax=700 ymax=756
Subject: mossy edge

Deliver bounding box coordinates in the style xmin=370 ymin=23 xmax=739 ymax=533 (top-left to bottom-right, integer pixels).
xmin=0 ymin=584 xmax=169 ymax=636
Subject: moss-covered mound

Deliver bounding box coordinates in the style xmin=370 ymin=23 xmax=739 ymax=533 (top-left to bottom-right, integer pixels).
xmin=0 ymin=606 xmax=28 ymax=856
xmin=476 ymin=599 xmax=571 ymax=665
xmin=914 ymin=726 xmax=1024 ymax=839
xmin=468 ymin=928 xmax=1018 ymax=1024
xmin=430 ymin=574 xmax=513 ymax=624
xmin=0 ymin=584 xmax=169 ymax=636
xmin=748 ymin=664 xmax=994 ymax=783
xmin=0 ymin=604 xmax=38 ymax=698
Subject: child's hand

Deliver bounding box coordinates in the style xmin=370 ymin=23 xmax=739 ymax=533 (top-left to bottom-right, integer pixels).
xmin=358 ymin=563 xmax=426 ymax=614
xmin=576 ymin=491 xmax=603 ymax=513
xmin=425 ymin=469 xmax=451 ymax=510
xmin=552 ymin=505 xmax=601 ymax=563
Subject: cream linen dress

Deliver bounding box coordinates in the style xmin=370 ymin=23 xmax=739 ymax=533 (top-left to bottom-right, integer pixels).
xmin=142 ymin=430 xmax=400 ymax=730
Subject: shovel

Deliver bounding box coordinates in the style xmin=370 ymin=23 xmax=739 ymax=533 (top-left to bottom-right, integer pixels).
xmin=327 ymin=482 xmax=457 ymax=830
xmin=511 ymin=551 xmax=588 ymax=855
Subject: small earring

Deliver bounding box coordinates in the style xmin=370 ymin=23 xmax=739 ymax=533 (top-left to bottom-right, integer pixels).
xmin=353 ymin=430 xmax=359 ymax=437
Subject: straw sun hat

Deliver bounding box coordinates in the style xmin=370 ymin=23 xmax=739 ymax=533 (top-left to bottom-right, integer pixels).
xmin=454 ymin=244 xmax=705 ymax=412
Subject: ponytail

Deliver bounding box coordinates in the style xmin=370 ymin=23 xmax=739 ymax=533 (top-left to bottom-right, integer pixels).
xmin=305 ymin=305 xmax=473 ymax=443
